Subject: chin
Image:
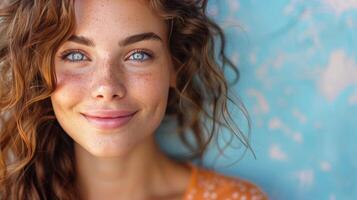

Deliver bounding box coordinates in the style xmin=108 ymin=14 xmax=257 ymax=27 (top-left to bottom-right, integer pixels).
xmin=77 ymin=140 xmax=135 ymax=158
xmin=89 ymin=150 xmax=128 ymax=158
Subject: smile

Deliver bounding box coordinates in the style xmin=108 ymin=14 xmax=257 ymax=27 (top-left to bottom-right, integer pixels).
xmin=81 ymin=111 xmax=137 ymax=129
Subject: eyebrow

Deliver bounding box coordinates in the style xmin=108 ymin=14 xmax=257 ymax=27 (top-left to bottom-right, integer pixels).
xmin=67 ymin=32 xmax=163 ymax=47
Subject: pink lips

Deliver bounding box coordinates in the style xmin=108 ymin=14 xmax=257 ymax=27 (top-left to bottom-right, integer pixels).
xmin=81 ymin=110 xmax=137 ymax=129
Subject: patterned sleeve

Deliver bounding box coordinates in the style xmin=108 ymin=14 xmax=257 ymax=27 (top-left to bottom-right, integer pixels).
xmin=217 ymin=178 xmax=269 ymax=200
xmin=184 ymin=166 xmax=269 ymax=200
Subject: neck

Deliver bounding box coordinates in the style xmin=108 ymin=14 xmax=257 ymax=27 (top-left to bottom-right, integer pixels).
xmin=74 ymin=135 xmax=191 ymax=200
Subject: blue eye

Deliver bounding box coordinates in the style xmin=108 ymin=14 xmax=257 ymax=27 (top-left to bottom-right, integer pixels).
xmin=61 ymin=51 xmax=89 ymax=62
xmin=127 ymin=51 xmax=152 ymax=62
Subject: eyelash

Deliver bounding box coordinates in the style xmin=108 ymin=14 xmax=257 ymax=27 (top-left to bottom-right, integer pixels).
xmin=126 ymin=49 xmax=153 ymax=62
xmin=60 ymin=49 xmax=90 ymax=63
xmin=59 ymin=49 xmax=153 ymax=63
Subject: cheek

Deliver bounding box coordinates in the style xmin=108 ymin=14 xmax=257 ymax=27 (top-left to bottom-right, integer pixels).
xmin=129 ymin=71 xmax=170 ymax=108
xmin=128 ymin=70 xmax=170 ymax=118
xmin=127 ymin=72 xmax=170 ymax=136
xmin=51 ymin=72 xmax=88 ymax=111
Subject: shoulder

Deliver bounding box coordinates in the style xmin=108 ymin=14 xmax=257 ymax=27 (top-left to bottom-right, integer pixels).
xmin=184 ymin=165 xmax=269 ymax=200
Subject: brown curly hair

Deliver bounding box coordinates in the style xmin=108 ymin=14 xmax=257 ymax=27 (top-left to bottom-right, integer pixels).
xmin=0 ymin=0 xmax=252 ymax=199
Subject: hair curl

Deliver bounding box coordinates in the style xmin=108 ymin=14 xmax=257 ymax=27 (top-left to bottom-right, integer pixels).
xmin=0 ymin=0 xmax=252 ymax=199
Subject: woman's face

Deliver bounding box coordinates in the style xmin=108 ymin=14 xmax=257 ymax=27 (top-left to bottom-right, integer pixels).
xmin=51 ymin=0 xmax=175 ymax=157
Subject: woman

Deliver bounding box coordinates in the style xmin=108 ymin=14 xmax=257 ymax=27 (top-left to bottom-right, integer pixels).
xmin=0 ymin=0 xmax=268 ymax=199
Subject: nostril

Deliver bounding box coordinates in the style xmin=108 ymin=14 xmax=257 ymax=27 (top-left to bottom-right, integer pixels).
xmin=95 ymin=94 xmax=120 ymax=99
xmin=92 ymin=84 xmax=126 ymax=100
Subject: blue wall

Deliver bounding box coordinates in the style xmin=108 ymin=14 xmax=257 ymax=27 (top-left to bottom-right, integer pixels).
xmin=158 ymin=0 xmax=357 ymax=199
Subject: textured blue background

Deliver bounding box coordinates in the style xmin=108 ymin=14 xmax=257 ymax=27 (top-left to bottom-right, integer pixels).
xmin=157 ymin=0 xmax=357 ymax=199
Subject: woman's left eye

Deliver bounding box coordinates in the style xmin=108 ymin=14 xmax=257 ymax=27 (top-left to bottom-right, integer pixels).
xmin=127 ymin=51 xmax=152 ymax=62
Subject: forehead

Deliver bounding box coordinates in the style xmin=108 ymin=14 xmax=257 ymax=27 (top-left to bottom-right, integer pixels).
xmin=73 ymin=0 xmax=167 ymax=41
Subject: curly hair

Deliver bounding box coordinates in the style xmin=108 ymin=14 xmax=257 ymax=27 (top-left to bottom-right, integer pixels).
xmin=0 ymin=0 xmax=252 ymax=199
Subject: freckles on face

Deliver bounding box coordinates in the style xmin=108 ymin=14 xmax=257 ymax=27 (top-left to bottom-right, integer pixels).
xmin=52 ymin=65 xmax=92 ymax=108
xmin=55 ymin=71 xmax=87 ymax=95
xmin=50 ymin=0 xmax=176 ymax=157
xmin=128 ymin=68 xmax=171 ymax=117
xmin=51 ymin=70 xmax=89 ymax=132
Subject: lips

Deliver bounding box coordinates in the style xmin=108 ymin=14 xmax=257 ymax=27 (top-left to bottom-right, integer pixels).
xmin=81 ymin=110 xmax=137 ymax=129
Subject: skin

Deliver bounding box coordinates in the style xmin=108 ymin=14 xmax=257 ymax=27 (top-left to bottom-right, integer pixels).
xmin=51 ymin=0 xmax=191 ymax=199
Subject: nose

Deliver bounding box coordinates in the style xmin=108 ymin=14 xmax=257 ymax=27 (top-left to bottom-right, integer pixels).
xmin=94 ymin=85 xmax=125 ymax=100
xmin=90 ymin=61 xmax=126 ymax=101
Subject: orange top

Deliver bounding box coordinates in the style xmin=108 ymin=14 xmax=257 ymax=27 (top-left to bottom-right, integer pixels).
xmin=182 ymin=164 xmax=269 ymax=200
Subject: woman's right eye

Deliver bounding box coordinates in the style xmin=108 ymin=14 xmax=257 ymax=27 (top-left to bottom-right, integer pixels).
xmin=61 ymin=50 xmax=90 ymax=63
